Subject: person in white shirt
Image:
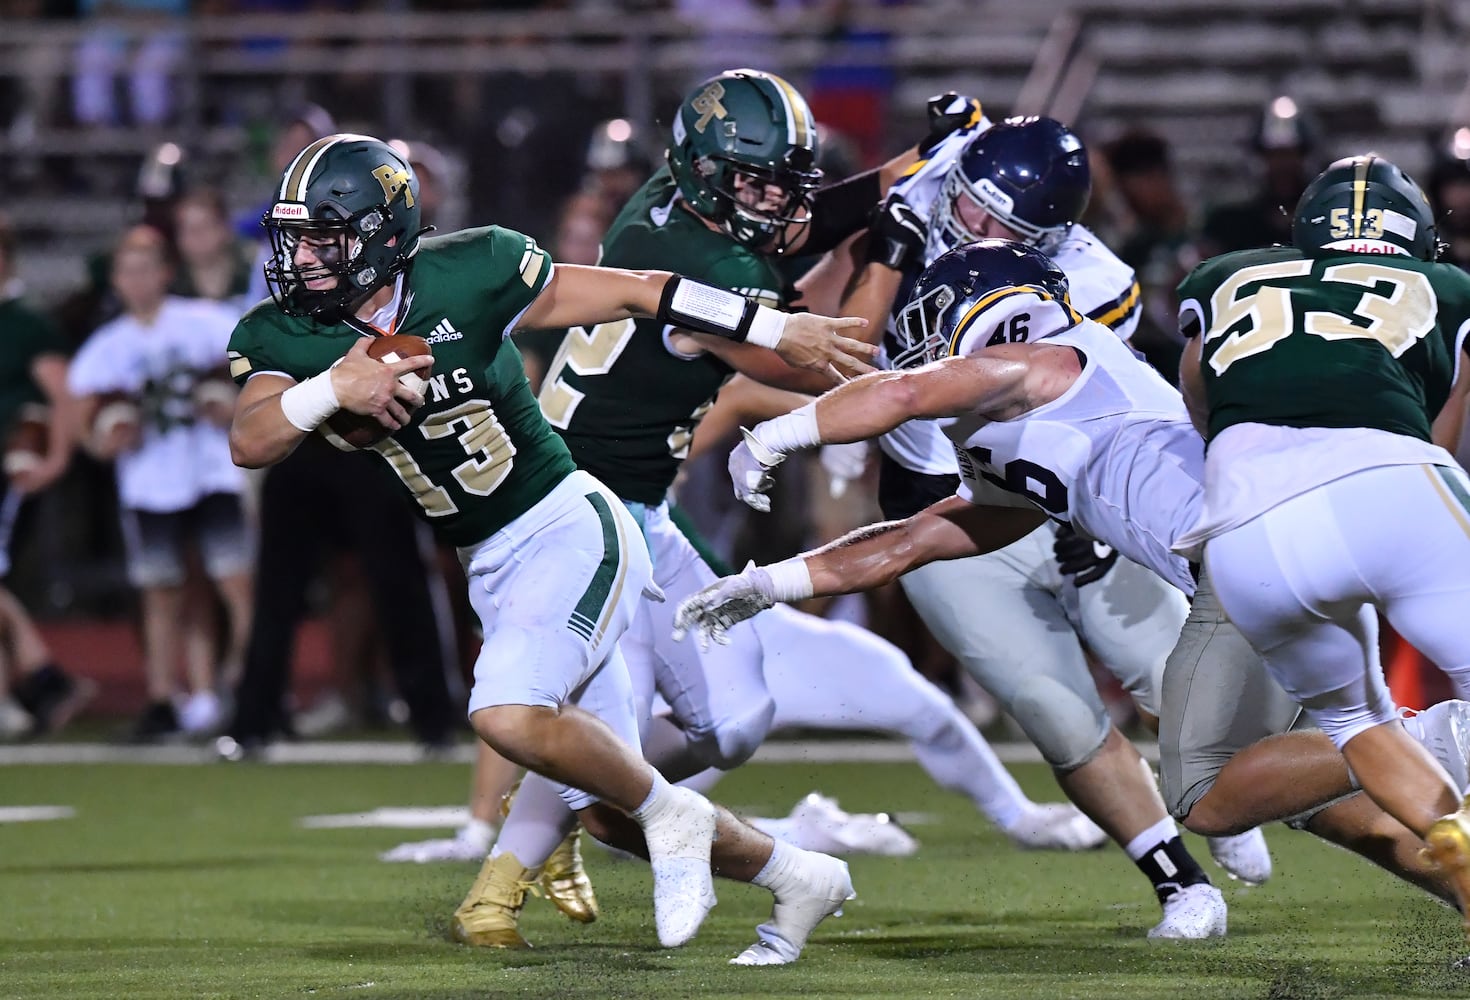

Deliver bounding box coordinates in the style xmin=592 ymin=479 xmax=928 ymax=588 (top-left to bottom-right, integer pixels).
xmin=68 ymin=226 xmax=254 ymax=741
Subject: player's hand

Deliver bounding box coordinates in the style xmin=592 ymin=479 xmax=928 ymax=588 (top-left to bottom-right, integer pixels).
xmin=330 ymin=337 xmax=434 ymax=431
xmin=9 ymin=456 xmax=67 ymax=496
xmin=774 ymin=312 xmax=876 ymax=380
xmin=919 ymin=92 xmax=982 ymax=155
xmin=672 ymin=565 xmax=778 ymax=649
xmin=866 ymin=192 xmax=927 ymax=272
xmin=819 ymin=441 xmax=869 ymax=498
xmin=729 ymin=428 xmax=786 ymax=512
xmin=94 ymin=420 xmax=141 ymax=460
xmin=1053 ymin=522 xmax=1118 ymax=587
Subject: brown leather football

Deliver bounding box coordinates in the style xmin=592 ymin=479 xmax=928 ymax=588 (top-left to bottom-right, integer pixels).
xmin=322 ymin=335 xmax=433 ymax=450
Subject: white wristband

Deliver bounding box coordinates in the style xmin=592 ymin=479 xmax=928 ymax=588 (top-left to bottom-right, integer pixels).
xmin=746 ymin=305 xmax=786 ymax=350
xmin=753 ymin=402 xmax=822 ymax=456
xmin=762 ymin=558 xmax=814 ymax=602
xmin=279 ymin=372 xmax=341 ymax=432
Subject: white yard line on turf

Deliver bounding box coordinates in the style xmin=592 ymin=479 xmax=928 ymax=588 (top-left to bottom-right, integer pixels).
xmin=0 ymin=805 xmax=76 ymax=822
xmin=0 ymin=739 xmax=1159 ymax=767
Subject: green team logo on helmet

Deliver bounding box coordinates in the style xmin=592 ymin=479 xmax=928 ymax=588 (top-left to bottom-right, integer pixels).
xmin=667 ymin=68 xmax=822 ymax=253
xmin=1292 ymin=154 xmax=1439 ymax=261
xmin=263 ymin=133 xmax=429 ymax=320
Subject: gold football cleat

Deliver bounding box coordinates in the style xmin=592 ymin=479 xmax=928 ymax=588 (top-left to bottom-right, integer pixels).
xmin=1425 ymin=801 xmax=1470 ymax=932
xmin=450 ymin=852 xmax=540 ymax=949
xmin=541 ymin=827 xmax=599 ymax=924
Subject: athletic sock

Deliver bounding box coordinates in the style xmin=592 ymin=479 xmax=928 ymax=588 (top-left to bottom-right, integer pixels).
xmin=489 ymin=773 xmax=575 ymax=867
xmin=1124 ymin=816 xmax=1211 ymax=903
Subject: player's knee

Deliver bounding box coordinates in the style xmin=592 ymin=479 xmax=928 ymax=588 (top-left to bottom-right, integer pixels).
xmin=1010 ymin=676 xmax=1109 ymax=771
xmin=893 ymin=684 xmax=961 ymax=745
xmin=1179 ymin=799 xmax=1235 ymax=837
xmin=470 ymin=704 xmax=551 ymax=766
xmin=691 ymin=695 xmax=776 ymax=770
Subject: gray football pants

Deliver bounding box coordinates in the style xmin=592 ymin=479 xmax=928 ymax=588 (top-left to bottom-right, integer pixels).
xmin=899 ymin=521 xmax=1187 ymax=771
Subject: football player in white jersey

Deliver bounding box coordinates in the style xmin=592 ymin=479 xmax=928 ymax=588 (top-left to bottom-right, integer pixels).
xmin=852 ymin=118 xmax=1269 ymax=894
xmin=677 ymin=240 xmax=1470 ymax=935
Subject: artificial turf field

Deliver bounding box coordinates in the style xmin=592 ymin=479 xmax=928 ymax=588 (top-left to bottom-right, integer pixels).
xmin=3 ymin=756 xmax=1469 ymax=1000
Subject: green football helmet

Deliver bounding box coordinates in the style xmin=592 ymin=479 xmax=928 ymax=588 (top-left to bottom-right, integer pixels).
xmin=263 ymin=133 xmax=428 ymax=320
xmin=1292 ymin=154 xmax=1439 ymax=261
xmin=666 ymin=68 xmax=822 ymax=252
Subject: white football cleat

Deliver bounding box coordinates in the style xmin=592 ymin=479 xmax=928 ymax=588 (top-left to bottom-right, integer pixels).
xmin=1147 ymin=883 xmax=1227 ymax=939
xmin=1003 ymin=803 xmax=1109 ymax=851
xmin=1207 ymin=829 xmax=1272 ymax=886
xmin=774 ymin=793 xmax=918 ymax=857
xmin=1402 ymin=701 xmax=1470 ymax=794
xmin=643 ymin=786 xmax=718 ymax=948
xmin=731 ymin=850 xmax=854 ymax=966
xmin=380 ymin=824 xmax=494 ymax=864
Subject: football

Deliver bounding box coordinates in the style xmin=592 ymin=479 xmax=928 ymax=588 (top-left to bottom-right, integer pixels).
xmin=322 ymin=334 xmax=433 ymax=451
xmin=3 ymin=403 xmax=50 ymax=477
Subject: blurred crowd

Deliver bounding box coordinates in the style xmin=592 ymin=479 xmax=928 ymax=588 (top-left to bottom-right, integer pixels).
xmin=5 ymin=16 xmax=1470 ymax=747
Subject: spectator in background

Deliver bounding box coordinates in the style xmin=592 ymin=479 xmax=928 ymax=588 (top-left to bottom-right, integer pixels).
xmin=71 ymin=0 xmax=186 ymax=128
xmin=1429 ymin=136 xmax=1470 ymax=273
xmin=68 ymin=226 xmax=253 ymax=742
xmin=389 ymin=138 xmax=463 ymax=233
xmin=582 ymin=118 xmax=655 ymax=221
xmin=172 ymin=188 xmax=256 ymax=316
xmin=0 ymin=213 xmax=90 ymax=739
xmin=242 ymin=104 xmax=338 ymax=307
xmin=1196 ymin=96 xmax=1319 ymax=257
xmin=1105 ymin=129 xmax=1196 ymax=381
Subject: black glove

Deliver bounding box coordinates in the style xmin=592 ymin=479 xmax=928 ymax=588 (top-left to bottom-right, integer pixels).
xmin=1053 ymin=522 xmax=1118 ymax=587
xmin=919 ymin=92 xmax=982 ymax=156
xmin=865 ymin=192 xmax=927 ymax=272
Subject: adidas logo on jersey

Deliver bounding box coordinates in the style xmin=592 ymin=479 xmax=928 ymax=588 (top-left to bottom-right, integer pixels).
xmin=426 ymin=319 xmax=463 ymax=344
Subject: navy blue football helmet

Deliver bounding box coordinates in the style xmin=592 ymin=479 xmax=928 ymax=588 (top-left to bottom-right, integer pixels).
xmin=893 ymin=239 xmax=1071 ymax=368
xmin=930 ymin=117 xmax=1091 ymax=258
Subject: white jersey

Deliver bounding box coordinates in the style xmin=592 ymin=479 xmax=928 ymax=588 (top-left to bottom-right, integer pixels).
xmin=942 ymin=299 xmax=1202 ymax=594
xmin=879 ymin=127 xmax=1142 ymax=475
xmin=68 ymin=296 xmax=244 ymax=513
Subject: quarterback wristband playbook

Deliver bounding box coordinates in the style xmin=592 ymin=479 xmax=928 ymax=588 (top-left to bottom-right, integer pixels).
xmin=657 ymin=276 xmax=786 ymax=350
xmin=279 ymin=371 xmax=341 ymax=432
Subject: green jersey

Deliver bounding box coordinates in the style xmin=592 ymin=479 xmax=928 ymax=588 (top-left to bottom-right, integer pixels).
xmin=228 ymin=226 xmax=577 ymax=547
xmin=1178 ymin=246 xmax=1470 ymax=443
xmin=0 ymin=295 xmax=65 ymax=434
xmin=540 ymin=167 xmax=787 ymax=504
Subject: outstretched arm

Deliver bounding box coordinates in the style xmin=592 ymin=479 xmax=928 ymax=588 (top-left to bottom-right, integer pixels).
xmin=513 ymin=263 xmax=875 ymax=380
xmin=673 ymin=494 xmax=1044 ymax=646
xmin=728 ymin=349 xmax=1034 ymax=511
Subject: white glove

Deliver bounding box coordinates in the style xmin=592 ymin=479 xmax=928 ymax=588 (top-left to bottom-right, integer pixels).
xmin=672 ymin=565 xmax=777 ymax=649
xmin=819 ymin=441 xmax=869 ymax=498
xmin=729 ymin=428 xmax=786 ymax=513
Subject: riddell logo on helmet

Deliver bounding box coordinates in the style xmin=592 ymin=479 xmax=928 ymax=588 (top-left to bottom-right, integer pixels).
xmin=1322 ymin=238 xmax=1409 ymax=256
xmin=272 ymin=203 xmax=309 ymax=220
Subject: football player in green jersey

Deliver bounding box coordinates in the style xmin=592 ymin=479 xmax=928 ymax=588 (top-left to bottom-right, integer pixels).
xmin=449 ymin=72 xmax=977 ymax=964
xmin=227 ymin=133 xmax=872 ymax=954
xmin=1176 ymin=153 xmax=1470 ymax=918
